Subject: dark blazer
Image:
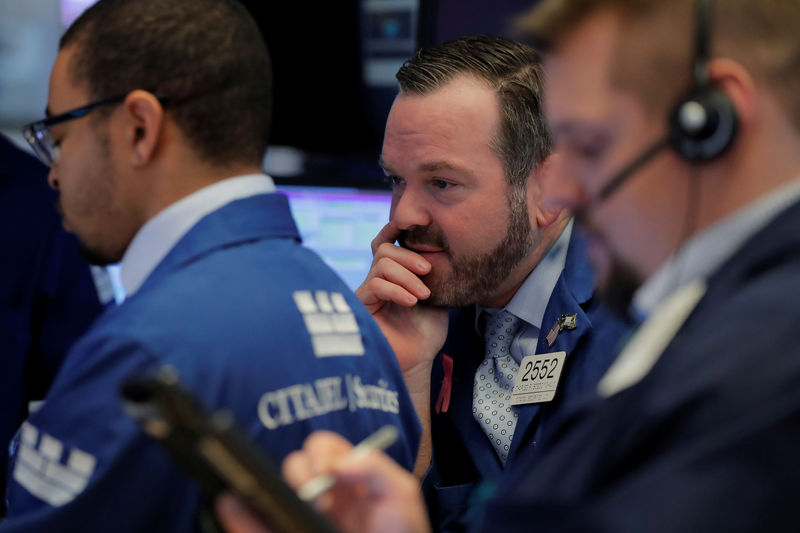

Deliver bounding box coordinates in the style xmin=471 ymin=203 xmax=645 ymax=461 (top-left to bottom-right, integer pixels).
xmin=480 ymin=198 xmax=800 ymax=532
xmin=423 ymin=230 xmax=630 ymax=532
xmin=0 ymin=135 xmax=103 ymax=512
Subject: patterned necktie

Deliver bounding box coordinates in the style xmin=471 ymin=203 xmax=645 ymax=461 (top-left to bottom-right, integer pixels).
xmin=472 ymin=309 xmax=523 ymax=464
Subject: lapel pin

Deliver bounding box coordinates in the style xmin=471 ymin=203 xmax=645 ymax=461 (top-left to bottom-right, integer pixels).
xmin=546 ymin=313 xmax=577 ymax=347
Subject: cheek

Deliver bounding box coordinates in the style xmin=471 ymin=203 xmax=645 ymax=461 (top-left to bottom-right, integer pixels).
xmin=442 ymin=207 xmax=509 ymax=255
xmin=62 ymin=156 xmax=116 ymax=218
xmin=592 ymin=192 xmax=666 ymax=277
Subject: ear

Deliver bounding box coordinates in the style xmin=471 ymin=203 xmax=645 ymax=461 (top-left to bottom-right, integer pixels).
xmin=529 ymin=152 xmax=567 ymax=227
xmin=708 ymin=57 xmax=757 ymax=133
xmin=119 ymin=90 xmax=164 ymax=166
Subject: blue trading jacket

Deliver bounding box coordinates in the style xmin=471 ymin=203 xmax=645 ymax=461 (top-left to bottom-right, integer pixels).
xmin=0 ymin=135 xmax=103 ymax=513
xmin=2 ymin=192 xmax=421 ymax=532
xmin=423 ymin=229 xmax=630 ymax=533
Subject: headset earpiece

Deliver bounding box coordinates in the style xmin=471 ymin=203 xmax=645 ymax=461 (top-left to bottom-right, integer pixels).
xmin=669 ymin=86 xmax=738 ymax=161
xmin=667 ymin=0 xmax=739 ymax=162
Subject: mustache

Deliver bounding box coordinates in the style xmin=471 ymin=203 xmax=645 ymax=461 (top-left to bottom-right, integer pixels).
xmin=397 ymin=226 xmax=448 ymax=251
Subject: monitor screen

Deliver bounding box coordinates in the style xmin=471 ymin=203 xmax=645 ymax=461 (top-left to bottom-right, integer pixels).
xmin=277 ymin=184 xmax=392 ymax=291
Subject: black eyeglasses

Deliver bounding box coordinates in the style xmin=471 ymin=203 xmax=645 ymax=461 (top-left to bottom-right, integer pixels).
xmin=22 ymin=95 xmax=128 ymax=168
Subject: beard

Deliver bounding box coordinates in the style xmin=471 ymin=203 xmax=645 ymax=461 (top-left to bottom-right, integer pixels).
xmin=399 ymin=186 xmax=536 ymax=307
xmin=77 ymin=240 xmax=119 ymax=266
xmin=61 ymin=126 xmax=127 ymax=267
xmin=574 ymin=210 xmax=642 ymax=320
xmin=597 ymin=255 xmax=642 ymax=320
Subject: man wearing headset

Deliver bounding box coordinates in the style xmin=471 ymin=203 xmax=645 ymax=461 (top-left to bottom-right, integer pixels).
xmin=220 ymin=0 xmax=800 ymax=531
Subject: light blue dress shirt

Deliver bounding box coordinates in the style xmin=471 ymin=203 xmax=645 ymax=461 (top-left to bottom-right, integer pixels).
xmin=477 ymin=219 xmax=573 ymax=364
xmin=120 ymin=173 xmax=276 ymax=298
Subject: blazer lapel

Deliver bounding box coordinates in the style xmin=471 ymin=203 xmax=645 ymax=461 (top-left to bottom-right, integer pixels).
xmin=508 ymin=231 xmax=595 ymax=462
xmin=434 ymin=307 xmax=504 ymax=479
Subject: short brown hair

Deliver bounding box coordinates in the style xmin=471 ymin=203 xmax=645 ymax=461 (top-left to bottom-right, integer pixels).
xmin=396 ymin=35 xmax=551 ymax=188
xmin=518 ymin=0 xmax=800 ymax=131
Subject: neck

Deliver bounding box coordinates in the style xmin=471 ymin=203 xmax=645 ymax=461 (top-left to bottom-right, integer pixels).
xmin=137 ymin=156 xmax=262 ymax=228
xmin=691 ymin=96 xmax=800 ymax=234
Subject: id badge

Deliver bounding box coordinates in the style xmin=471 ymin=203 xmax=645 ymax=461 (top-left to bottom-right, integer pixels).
xmin=510 ymin=351 xmax=566 ymax=405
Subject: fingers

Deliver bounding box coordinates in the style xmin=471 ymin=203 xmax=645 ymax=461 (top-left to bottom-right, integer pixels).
xmin=282 ymin=431 xmax=433 ymax=533
xmin=357 ymin=257 xmax=430 ymax=307
xmin=283 ymin=431 xmax=353 ymax=490
xmin=358 ymin=225 xmax=433 ymax=309
xmin=215 ymin=493 xmax=270 ymax=533
xmin=283 ymin=431 xmax=355 ymax=513
xmin=369 ymin=222 xmax=433 ymax=279
xmin=370 ymin=221 xmax=403 ymax=255
xmin=373 ymin=242 xmax=432 ymax=277
xmin=326 ymin=446 xmax=433 ymax=533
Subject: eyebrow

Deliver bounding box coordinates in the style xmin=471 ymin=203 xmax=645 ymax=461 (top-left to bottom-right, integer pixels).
xmin=378 ymin=156 xmax=474 ymax=178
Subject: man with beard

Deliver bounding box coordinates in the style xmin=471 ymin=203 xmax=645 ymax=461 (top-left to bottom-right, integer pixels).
xmin=355 ymin=35 xmax=629 ymax=532
xmin=1 ymin=1 xmax=421 ymax=531
xmin=227 ymin=1 xmax=800 ymax=532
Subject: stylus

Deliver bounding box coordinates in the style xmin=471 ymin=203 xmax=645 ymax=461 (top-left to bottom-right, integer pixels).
xmin=296 ymin=425 xmax=399 ymax=501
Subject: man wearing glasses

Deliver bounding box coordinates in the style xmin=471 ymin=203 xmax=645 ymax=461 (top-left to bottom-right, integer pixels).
xmin=0 ymin=134 xmax=103 ymax=514
xmin=2 ymin=0 xmax=421 ymax=532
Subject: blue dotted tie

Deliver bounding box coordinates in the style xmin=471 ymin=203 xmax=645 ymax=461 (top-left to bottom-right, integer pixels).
xmin=472 ymin=309 xmax=523 ymax=464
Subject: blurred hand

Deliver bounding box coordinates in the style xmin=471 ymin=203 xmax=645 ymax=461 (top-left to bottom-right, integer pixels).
xmin=215 ymin=493 xmax=269 ymax=533
xmin=283 ymin=431 xmax=431 ymax=533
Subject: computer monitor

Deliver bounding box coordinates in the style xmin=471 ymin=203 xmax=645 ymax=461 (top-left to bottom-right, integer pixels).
xmin=277 ymin=184 xmax=392 ymax=291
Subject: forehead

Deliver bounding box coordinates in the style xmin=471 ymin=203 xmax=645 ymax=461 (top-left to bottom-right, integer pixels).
xmin=383 ymin=75 xmax=501 ymax=162
xmin=48 ymin=46 xmax=90 ymax=114
xmin=543 ymin=10 xmax=621 ymax=135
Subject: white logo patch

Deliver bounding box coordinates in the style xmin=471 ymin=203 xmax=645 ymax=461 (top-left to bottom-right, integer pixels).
xmin=13 ymin=422 xmax=97 ymax=507
xmin=293 ymin=291 xmax=365 ymax=357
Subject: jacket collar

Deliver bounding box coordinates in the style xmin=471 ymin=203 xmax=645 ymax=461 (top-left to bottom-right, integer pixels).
xmin=135 ymin=192 xmax=300 ymax=297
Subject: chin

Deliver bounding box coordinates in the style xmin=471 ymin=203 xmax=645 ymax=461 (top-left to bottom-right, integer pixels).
xmin=595 ymin=255 xmax=643 ymax=320
xmin=78 ymin=241 xmax=124 ymax=267
xmin=422 ymin=274 xmax=495 ymax=308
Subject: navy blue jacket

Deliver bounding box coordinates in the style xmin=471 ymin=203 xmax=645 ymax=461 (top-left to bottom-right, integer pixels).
xmin=423 ymin=230 xmax=629 ymax=532
xmin=0 ymin=135 xmax=103 ymax=513
xmin=2 ymin=192 xmax=421 ymax=532
xmin=479 ymin=199 xmax=800 ymax=532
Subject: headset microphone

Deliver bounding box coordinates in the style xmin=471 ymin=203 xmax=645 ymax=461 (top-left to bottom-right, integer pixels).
xmin=596 ymin=136 xmax=670 ymax=203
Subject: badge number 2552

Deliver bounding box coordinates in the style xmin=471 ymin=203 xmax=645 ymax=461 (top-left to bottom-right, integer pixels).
xmin=510 ymin=351 xmax=566 ymax=405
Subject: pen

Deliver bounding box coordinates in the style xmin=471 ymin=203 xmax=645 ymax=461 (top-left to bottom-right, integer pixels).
xmin=296 ymin=425 xmax=399 ymax=502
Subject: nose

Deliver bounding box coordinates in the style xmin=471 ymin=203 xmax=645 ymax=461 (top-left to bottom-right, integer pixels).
xmin=47 ymin=167 xmax=60 ymax=190
xmin=390 ymin=184 xmax=432 ymax=230
xmin=539 ymin=154 xmax=588 ymax=212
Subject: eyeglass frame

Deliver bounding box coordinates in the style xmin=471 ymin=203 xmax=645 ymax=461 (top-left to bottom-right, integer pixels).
xmin=22 ymin=93 xmax=168 ymax=168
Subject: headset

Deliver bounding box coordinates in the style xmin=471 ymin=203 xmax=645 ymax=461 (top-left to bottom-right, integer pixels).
xmin=669 ymin=0 xmax=738 ymax=161
xmin=596 ymin=0 xmax=739 ymax=203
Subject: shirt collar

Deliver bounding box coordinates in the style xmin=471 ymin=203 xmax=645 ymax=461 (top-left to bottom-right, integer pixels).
xmin=475 ymin=219 xmax=573 ymax=332
xmin=633 ymin=178 xmax=800 ymax=319
xmin=120 ymin=173 xmax=276 ymax=298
